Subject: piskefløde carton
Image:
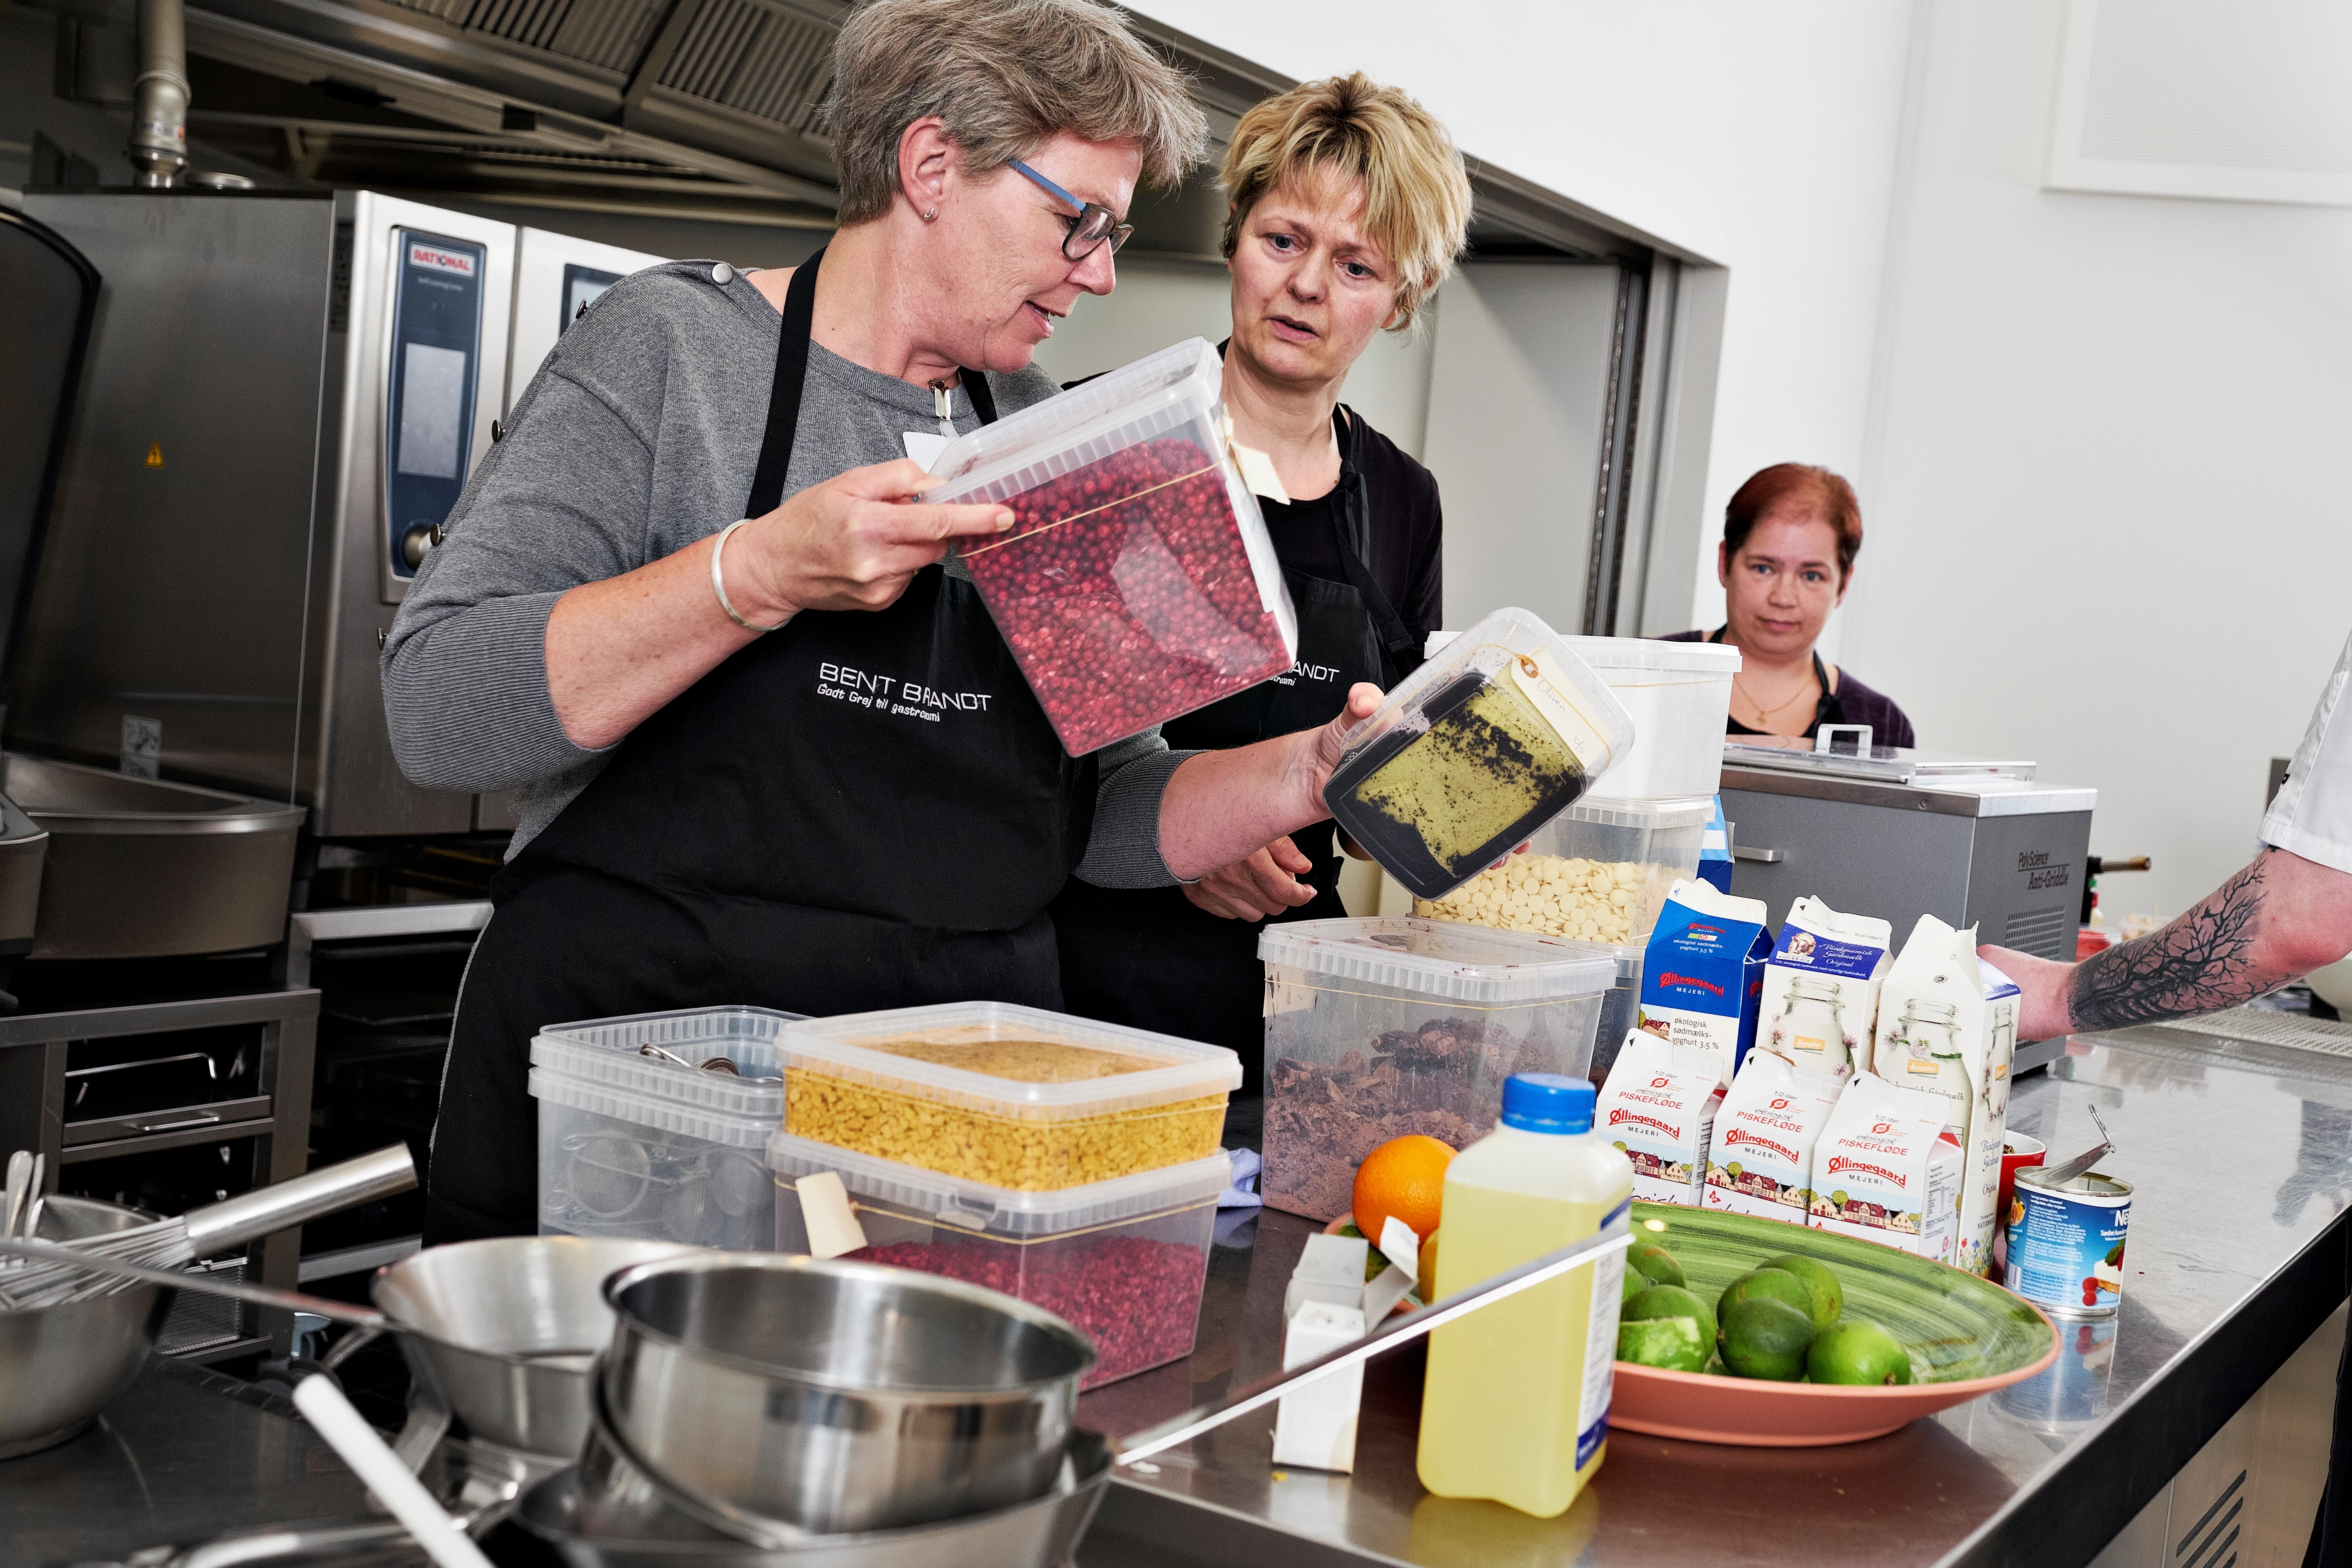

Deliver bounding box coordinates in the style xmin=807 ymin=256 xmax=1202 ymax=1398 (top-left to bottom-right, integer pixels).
xmin=1757 ymin=896 xmax=1891 ymax=1083
xmin=1596 ymin=1031 xmax=1723 ymax=1206
xmin=1636 ymin=880 xmax=1772 ymax=1089
xmin=1870 ymin=914 xmax=2021 ymax=1275
xmin=1702 ymin=1048 xmax=1841 ymax=1224
xmin=1807 ymin=1070 xmax=1962 ymax=1264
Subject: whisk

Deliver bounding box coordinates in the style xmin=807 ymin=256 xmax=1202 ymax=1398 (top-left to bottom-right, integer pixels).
xmin=0 ymin=1144 xmax=418 ymax=1311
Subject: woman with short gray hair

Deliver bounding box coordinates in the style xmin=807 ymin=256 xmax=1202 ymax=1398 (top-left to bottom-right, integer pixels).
xmin=383 ymin=0 xmax=1387 ymax=1243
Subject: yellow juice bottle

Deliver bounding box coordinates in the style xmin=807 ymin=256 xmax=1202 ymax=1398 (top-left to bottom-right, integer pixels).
xmin=1416 ymin=1073 xmax=1634 ymax=1518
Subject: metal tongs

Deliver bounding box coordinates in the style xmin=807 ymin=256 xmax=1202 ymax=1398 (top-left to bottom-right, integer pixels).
xmin=2039 ymin=1105 xmax=2117 ymax=1187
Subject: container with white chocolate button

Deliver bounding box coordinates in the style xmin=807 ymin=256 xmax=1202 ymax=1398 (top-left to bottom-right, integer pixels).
xmin=1410 ymin=794 xmax=1714 ymax=945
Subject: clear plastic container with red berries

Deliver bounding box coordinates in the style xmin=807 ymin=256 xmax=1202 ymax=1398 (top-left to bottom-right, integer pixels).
xmin=768 ymin=1128 xmax=1232 ymax=1388
xmin=927 ymin=338 xmax=1298 ymax=755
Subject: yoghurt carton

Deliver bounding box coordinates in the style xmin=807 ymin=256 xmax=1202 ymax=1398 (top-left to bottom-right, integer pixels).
xmin=1596 ymin=1031 xmax=1723 ymax=1206
xmin=1702 ymin=1048 xmax=1841 ymax=1224
xmin=1871 ymin=915 xmax=2021 ymax=1275
xmin=1807 ymin=1071 xmax=1962 ymax=1264
xmin=1758 ymin=897 xmax=1892 ymax=1082
xmin=1636 ymin=880 xmax=1771 ymax=1088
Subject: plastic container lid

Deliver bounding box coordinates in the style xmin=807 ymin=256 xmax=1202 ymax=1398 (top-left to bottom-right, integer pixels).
xmin=529 ymin=1067 xmax=779 ymax=1149
xmin=767 ymin=1130 xmax=1230 ymax=1239
xmin=776 ymin=1002 xmax=1241 ymax=1120
xmin=1259 ymin=917 xmax=1615 ymax=1005
xmin=531 ymin=1006 xmax=803 ymax=1117
xmin=1501 ymin=1073 xmax=1596 ymax=1134
xmin=1560 ymin=636 xmax=1742 ymax=678
xmin=1553 ymin=794 xmax=1716 ymax=831
xmin=1546 ymin=936 xmax=1645 ymax=984
xmin=926 ymin=338 xmax=1221 ymax=490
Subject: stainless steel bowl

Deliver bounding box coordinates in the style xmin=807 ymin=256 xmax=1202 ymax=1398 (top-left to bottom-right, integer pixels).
xmin=373 ymin=1236 xmax=693 ymax=1460
xmin=600 ymin=1254 xmax=1095 ymax=1537
xmin=0 ymin=1196 xmax=168 ymax=1459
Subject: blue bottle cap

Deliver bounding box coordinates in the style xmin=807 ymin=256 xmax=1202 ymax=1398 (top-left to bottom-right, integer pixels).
xmin=1501 ymin=1073 xmax=1595 ymax=1135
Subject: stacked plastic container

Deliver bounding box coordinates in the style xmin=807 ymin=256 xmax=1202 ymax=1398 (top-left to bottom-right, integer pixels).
xmin=1256 ymin=918 xmax=1614 ymax=1222
xmin=765 ymin=1001 xmax=1243 ymax=1388
xmin=530 ymin=1006 xmax=802 ymax=1250
xmin=1406 ymin=635 xmax=1740 ymax=1085
xmin=926 ymin=338 xmax=1297 ymax=756
xmin=768 ymin=1133 xmax=1230 ymax=1390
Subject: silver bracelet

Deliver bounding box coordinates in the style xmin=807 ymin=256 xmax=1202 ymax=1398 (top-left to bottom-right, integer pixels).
xmin=710 ymin=518 xmax=786 ymax=633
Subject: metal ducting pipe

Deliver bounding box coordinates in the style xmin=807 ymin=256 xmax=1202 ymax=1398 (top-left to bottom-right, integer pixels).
xmin=128 ymin=0 xmax=190 ymax=188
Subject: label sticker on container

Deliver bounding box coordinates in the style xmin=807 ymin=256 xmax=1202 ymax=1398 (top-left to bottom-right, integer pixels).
xmin=1509 ymin=647 xmax=1612 ymax=772
xmin=1575 ymin=1196 xmax=1632 ymax=1470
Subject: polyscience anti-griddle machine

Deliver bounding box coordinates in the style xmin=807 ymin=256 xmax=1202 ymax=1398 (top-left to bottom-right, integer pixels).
xmin=1718 ymin=733 xmax=2095 ymax=1077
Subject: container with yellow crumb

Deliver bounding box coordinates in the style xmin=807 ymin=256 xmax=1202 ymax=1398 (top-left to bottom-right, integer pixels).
xmin=1411 ymin=795 xmax=1713 ymax=945
xmin=777 ymin=1002 xmax=1242 ymax=1190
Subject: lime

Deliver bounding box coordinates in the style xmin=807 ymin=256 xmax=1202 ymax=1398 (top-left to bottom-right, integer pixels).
xmin=1716 ymin=1266 xmax=1814 ymax=1325
xmin=1621 ymin=1266 xmax=1647 ymax=1305
xmin=1719 ymin=1295 xmax=1815 ymax=1381
xmin=1617 ymin=1316 xmax=1710 ymax=1373
xmin=1629 ymin=1241 xmax=1685 ymax=1289
xmin=1760 ymin=1253 xmax=1845 ymax=1332
xmin=1807 ymin=1320 xmax=1912 ymax=1386
xmin=1624 ymin=1283 xmax=1717 ymax=1349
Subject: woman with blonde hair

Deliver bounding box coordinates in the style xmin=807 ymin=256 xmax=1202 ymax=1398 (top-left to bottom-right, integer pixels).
xmin=1054 ymin=72 xmax=1473 ymax=1082
xmin=388 ymin=0 xmax=1396 ymax=1242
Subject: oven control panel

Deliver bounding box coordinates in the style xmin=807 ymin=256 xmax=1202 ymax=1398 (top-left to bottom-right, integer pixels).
xmin=384 ymin=229 xmax=487 ymax=586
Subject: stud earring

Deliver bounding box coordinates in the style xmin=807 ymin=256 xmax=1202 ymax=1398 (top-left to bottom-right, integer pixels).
xmin=923 ymin=205 xmax=938 ymax=222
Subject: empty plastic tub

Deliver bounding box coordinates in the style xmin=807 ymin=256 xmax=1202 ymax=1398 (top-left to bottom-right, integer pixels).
xmin=769 ymin=1132 xmax=1229 ymax=1389
xmin=1560 ymin=636 xmax=1740 ymax=800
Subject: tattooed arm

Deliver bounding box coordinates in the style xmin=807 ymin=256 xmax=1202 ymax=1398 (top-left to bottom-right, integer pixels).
xmin=1983 ymin=848 xmax=2352 ymax=1039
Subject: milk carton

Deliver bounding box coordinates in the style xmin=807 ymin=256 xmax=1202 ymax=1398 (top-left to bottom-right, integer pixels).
xmin=1596 ymin=1031 xmax=1723 ymax=1206
xmin=1870 ymin=915 xmax=2021 ymax=1275
xmin=1807 ymin=1072 xmax=1963 ymax=1264
xmin=1636 ymin=880 xmax=1772 ymax=1088
xmin=1701 ymin=1048 xmax=1841 ymax=1224
xmin=1758 ymin=897 xmax=1892 ymax=1083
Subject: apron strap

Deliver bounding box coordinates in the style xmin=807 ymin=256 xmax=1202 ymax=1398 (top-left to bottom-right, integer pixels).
xmin=1327 ymin=405 xmax=1420 ymax=685
xmin=743 ymin=246 xmax=823 ymax=518
xmin=964 ymin=370 xmax=998 ymax=424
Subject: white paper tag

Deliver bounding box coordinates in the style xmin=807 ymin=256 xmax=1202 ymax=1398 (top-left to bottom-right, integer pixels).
xmin=795 ymin=1172 xmax=868 ymax=1260
xmin=1377 ymin=1215 xmax=1421 ymax=1284
xmin=1507 ymin=647 xmax=1612 ymax=772
xmin=1231 ymin=440 xmax=1291 ymax=504
xmin=902 ymin=430 xmax=951 ymax=469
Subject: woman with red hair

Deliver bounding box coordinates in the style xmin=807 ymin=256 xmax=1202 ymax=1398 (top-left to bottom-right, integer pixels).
xmin=1665 ymin=462 xmax=1915 ymax=747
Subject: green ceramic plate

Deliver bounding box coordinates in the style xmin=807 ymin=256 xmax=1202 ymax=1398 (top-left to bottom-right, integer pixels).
xmin=1611 ymin=1203 xmax=2058 ymax=1447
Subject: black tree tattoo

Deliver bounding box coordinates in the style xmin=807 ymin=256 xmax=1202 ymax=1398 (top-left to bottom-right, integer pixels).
xmin=2068 ymin=856 xmax=2272 ymax=1031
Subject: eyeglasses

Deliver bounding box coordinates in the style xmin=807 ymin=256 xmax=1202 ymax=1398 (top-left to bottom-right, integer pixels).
xmin=1010 ymin=159 xmax=1133 ymax=261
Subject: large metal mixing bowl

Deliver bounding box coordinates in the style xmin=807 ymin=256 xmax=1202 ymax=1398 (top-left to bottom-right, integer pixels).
xmin=600 ymin=1254 xmax=1095 ymax=1538
xmin=372 ymin=1236 xmax=693 ymax=1461
xmin=0 ymin=1196 xmax=168 ymax=1459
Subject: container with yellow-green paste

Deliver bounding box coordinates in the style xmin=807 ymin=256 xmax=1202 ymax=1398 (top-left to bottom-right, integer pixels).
xmin=1327 ymin=610 xmax=1632 ymax=900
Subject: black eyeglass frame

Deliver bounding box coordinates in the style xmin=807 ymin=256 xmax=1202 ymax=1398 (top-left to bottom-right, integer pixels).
xmin=1009 ymin=159 xmax=1135 ymax=261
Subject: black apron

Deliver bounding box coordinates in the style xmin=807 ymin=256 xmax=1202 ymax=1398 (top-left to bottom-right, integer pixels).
xmin=1049 ymin=407 xmax=1420 ymax=1083
xmin=425 ymin=248 xmax=1092 ymax=1243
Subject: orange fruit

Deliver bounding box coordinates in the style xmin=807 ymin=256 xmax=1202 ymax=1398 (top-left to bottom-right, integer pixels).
xmin=1352 ymin=1134 xmax=1454 ymax=1249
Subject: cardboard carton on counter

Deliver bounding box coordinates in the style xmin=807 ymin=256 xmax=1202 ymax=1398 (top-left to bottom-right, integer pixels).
xmin=1870 ymin=915 xmax=2020 ymax=1276
xmin=1808 ymin=1070 xmax=1961 ymax=1264
xmin=1636 ymin=879 xmax=1771 ymax=1088
xmin=1596 ymin=1031 xmax=1722 ymax=1207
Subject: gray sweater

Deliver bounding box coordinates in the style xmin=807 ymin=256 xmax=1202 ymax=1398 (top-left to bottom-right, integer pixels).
xmin=381 ymin=259 xmax=1185 ymax=886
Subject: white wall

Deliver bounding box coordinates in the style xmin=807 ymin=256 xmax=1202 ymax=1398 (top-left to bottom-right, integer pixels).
xmin=1844 ymin=0 xmax=2352 ymax=921
xmin=1125 ymin=0 xmax=1918 ymax=646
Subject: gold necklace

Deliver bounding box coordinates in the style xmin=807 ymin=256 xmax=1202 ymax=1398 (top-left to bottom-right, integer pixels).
xmin=1736 ymin=667 xmax=1816 ymax=722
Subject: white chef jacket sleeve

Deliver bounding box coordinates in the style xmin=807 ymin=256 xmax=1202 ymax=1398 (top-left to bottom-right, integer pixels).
xmin=2261 ymin=629 xmax=2352 ymax=875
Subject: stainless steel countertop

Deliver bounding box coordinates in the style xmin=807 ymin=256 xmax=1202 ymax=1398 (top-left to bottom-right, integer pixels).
xmin=1076 ymin=1022 xmax=2352 ymax=1568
